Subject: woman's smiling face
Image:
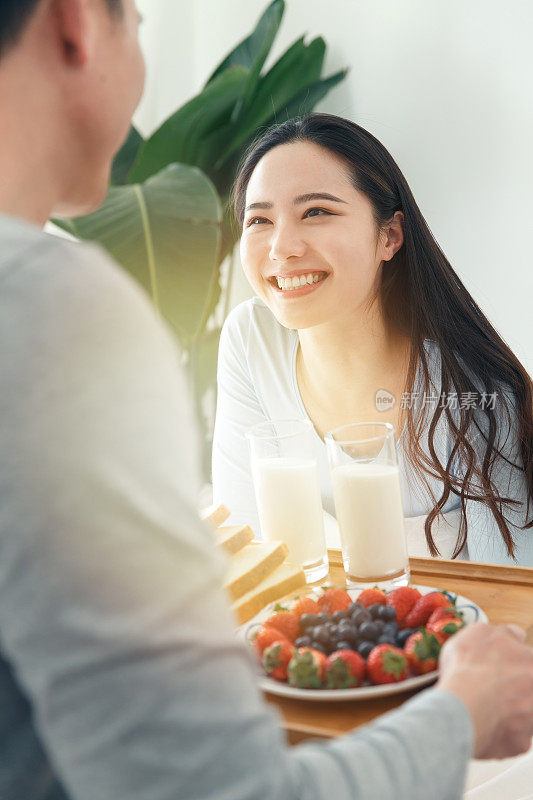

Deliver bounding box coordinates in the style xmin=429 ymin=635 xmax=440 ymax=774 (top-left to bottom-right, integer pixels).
xmin=240 ymin=140 xmax=388 ymax=331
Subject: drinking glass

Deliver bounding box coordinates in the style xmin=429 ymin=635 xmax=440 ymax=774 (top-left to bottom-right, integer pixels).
xmin=246 ymin=419 xmax=329 ymax=583
xmin=325 ymin=422 xmax=409 ymax=589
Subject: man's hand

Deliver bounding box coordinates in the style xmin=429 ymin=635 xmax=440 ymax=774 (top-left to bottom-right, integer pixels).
xmin=437 ymin=622 xmax=533 ymax=759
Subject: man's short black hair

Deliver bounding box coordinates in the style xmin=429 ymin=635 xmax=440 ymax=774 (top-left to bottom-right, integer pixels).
xmin=0 ymin=0 xmax=122 ymax=59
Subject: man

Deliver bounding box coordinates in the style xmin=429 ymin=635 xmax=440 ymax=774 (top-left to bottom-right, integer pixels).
xmin=0 ymin=2 xmax=532 ymax=799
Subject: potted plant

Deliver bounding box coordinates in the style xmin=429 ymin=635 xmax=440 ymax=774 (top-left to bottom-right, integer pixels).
xmin=53 ymin=0 xmax=348 ymax=475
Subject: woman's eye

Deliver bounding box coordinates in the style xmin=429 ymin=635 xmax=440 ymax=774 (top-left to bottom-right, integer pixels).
xmin=246 ymin=216 xmax=270 ymax=227
xmin=304 ymin=207 xmax=331 ymax=218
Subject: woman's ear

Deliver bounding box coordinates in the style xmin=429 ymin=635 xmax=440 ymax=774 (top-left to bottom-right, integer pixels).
xmin=381 ymin=210 xmax=404 ymax=261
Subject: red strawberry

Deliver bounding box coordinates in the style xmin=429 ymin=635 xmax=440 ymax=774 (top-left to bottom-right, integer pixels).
xmin=357 ymin=588 xmax=387 ymax=608
xmin=325 ymin=650 xmax=366 ymax=689
xmin=264 ymin=605 xmax=299 ymax=643
xmin=317 ymin=587 xmax=352 ymax=615
xmin=386 ymin=586 xmax=422 ymax=627
xmin=288 ymin=647 xmax=327 ymax=688
xmin=262 ymin=640 xmax=295 ymax=681
xmin=367 ymin=644 xmax=410 ymax=684
xmin=427 ymin=616 xmax=465 ymax=642
xmin=404 ymin=629 xmax=441 ymax=674
xmin=405 ymin=592 xmax=451 ymax=629
xmin=253 ymin=625 xmax=291 ymax=657
xmin=291 ymin=595 xmax=321 ymax=620
xmin=427 ymin=606 xmax=463 ymax=626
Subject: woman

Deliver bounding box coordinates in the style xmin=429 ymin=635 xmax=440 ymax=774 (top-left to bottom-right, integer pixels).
xmin=212 ymin=113 xmax=533 ymax=566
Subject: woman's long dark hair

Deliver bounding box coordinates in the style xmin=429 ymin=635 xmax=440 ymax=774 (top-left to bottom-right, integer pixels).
xmin=232 ymin=113 xmax=533 ymax=559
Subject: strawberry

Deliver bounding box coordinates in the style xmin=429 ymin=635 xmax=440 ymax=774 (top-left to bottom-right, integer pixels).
xmin=386 ymin=586 xmax=422 ymax=627
xmin=367 ymin=644 xmax=410 ymax=684
xmin=264 ymin=605 xmax=299 ymax=643
xmin=427 ymin=616 xmax=465 ymax=642
xmin=262 ymin=640 xmax=295 ymax=681
xmin=291 ymin=595 xmax=321 ymax=620
xmin=253 ymin=625 xmax=291 ymax=657
xmin=404 ymin=629 xmax=441 ymax=674
xmin=357 ymin=588 xmax=387 ymax=608
xmin=317 ymin=587 xmax=352 ymax=615
xmin=427 ymin=606 xmax=463 ymax=626
xmin=288 ymin=647 xmax=327 ymax=688
xmin=325 ymin=650 xmax=366 ymax=689
xmin=405 ymin=592 xmax=451 ymax=629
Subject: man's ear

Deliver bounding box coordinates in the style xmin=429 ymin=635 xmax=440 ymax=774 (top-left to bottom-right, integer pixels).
xmin=53 ymin=0 xmax=91 ymax=67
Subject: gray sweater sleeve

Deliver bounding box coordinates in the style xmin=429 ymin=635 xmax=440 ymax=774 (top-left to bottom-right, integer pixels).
xmin=0 ymin=235 xmax=472 ymax=800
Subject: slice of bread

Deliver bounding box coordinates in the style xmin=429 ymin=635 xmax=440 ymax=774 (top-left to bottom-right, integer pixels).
xmin=224 ymin=541 xmax=288 ymax=601
xmin=215 ymin=524 xmax=254 ymax=555
xmin=231 ymin=562 xmax=306 ymax=624
xmin=201 ymin=503 xmax=230 ymax=529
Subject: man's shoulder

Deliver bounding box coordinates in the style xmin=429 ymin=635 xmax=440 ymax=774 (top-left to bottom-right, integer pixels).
xmin=0 ymin=216 xmax=150 ymax=317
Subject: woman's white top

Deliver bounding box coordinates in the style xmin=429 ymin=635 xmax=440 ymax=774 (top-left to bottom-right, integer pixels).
xmin=212 ymin=297 xmax=533 ymax=566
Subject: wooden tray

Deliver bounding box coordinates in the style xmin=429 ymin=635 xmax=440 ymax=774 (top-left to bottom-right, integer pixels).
xmin=263 ymin=550 xmax=533 ymax=744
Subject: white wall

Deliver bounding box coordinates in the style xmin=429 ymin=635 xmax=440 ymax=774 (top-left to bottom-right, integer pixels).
xmin=137 ymin=0 xmax=533 ymax=373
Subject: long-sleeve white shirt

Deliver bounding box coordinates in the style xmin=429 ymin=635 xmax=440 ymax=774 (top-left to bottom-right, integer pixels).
xmin=0 ymin=214 xmax=473 ymax=800
xmin=212 ymin=297 xmax=532 ymax=566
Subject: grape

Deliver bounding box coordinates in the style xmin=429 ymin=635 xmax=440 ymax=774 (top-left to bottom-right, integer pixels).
xmin=359 ymin=621 xmax=379 ymax=642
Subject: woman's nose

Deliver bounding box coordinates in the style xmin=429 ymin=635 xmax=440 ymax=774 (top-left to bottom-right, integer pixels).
xmin=268 ymin=224 xmax=307 ymax=262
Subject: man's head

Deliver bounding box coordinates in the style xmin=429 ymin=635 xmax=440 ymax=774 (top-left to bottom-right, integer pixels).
xmin=0 ymin=0 xmax=145 ymax=221
xmin=0 ymin=0 xmax=120 ymax=59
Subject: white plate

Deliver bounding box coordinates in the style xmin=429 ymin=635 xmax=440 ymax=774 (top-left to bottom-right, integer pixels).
xmin=239 ymin=584 xmax=488 ymax=702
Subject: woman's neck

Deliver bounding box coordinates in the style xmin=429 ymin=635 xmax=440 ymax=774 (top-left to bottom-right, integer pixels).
xmin=297 ymin=305 xmax=410 ymax=410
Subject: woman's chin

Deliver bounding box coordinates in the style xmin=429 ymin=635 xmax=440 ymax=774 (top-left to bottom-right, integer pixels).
xmin=270 ymin=303 xmax=332 ymax=331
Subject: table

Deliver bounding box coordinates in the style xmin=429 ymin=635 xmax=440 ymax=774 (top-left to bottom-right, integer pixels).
xmin=264 ymin=550 xmax=533 ymax=745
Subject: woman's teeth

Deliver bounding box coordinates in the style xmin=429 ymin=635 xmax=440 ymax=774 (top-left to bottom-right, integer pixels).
xmin=275 ymin=273 xmax=325 ymax=291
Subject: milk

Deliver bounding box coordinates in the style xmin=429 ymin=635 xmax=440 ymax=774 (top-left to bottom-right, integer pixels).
xmin=253 ymin=457 xmax=326 ymax=568
xmin=331 ymin=461 xmax=408 ymax=580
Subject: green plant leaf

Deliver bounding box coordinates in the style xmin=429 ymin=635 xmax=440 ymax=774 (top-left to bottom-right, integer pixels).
xmin=190 ymin=327 xmax=222 ymax=401
xmin=247 ymin=36 xmax=325 ymax=118
xmin=205 ymin=0 xmax=284 ymax=86
xmin=230 ymin=0 xmax=285 ymax=123
xmin=127 ymin=66 xmax=249 ymax=184
xmin=53 ymin=164 xmax=222 ymax=344
xmin=111 ymin=126 xmax=144 ymax=185
xmin=281 ymin=69 xmax=349 ymax=119
xmin=213 ymin=36 xmax=328 ymax=170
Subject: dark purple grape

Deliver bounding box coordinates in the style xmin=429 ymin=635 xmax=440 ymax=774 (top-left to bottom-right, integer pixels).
xmin=397 ymin=628 xmax=417 ymax=647
xmin=316 ymin=612 xmax=331 ymax=625
xmin=343 ymin=628 xmax=360 ymax=647
xmin=378 ymin=605 xmax=397 ymax=622
xmin=377 ymin=634 xmax=396 ymax=645
xmin=332 ymin=610 xmax=349 ymax=623
xmin=359 ymin=621 xmax=379 ymax=642
xmin=368 ymin=604 xmax=383 ymax=619
xmin=373 ymin=619 xmax=385 ymax=633
xmin=357 ymin=641 xmax=374 ymax=659
xmin=300 ymin=613 xmax=319 ymax=630
xmin=335 ymin=640 xmax=355 ymax=651
xmin=310 ymin=642 xmax=328 ymax=655
xmin=294 ymin=635 xmax=312 ymax=648
xmin=338 ymin=617 xmax=355 ymax=632
xmin=383 ymin=622 xmax=399 ymax=637
xmin=349 ymin=601 xmax=364 ymax=615
xmin=314 ymin=625 xmax=331 ymax=645
xmin=351 ymin=608 xmax=371 ymax=626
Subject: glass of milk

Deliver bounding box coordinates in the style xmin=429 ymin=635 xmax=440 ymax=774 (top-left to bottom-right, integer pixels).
xmin=325 ymin=422 xmax=409 ymax=589
xmin=246 ymin=419 xmax=329 ymax=583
